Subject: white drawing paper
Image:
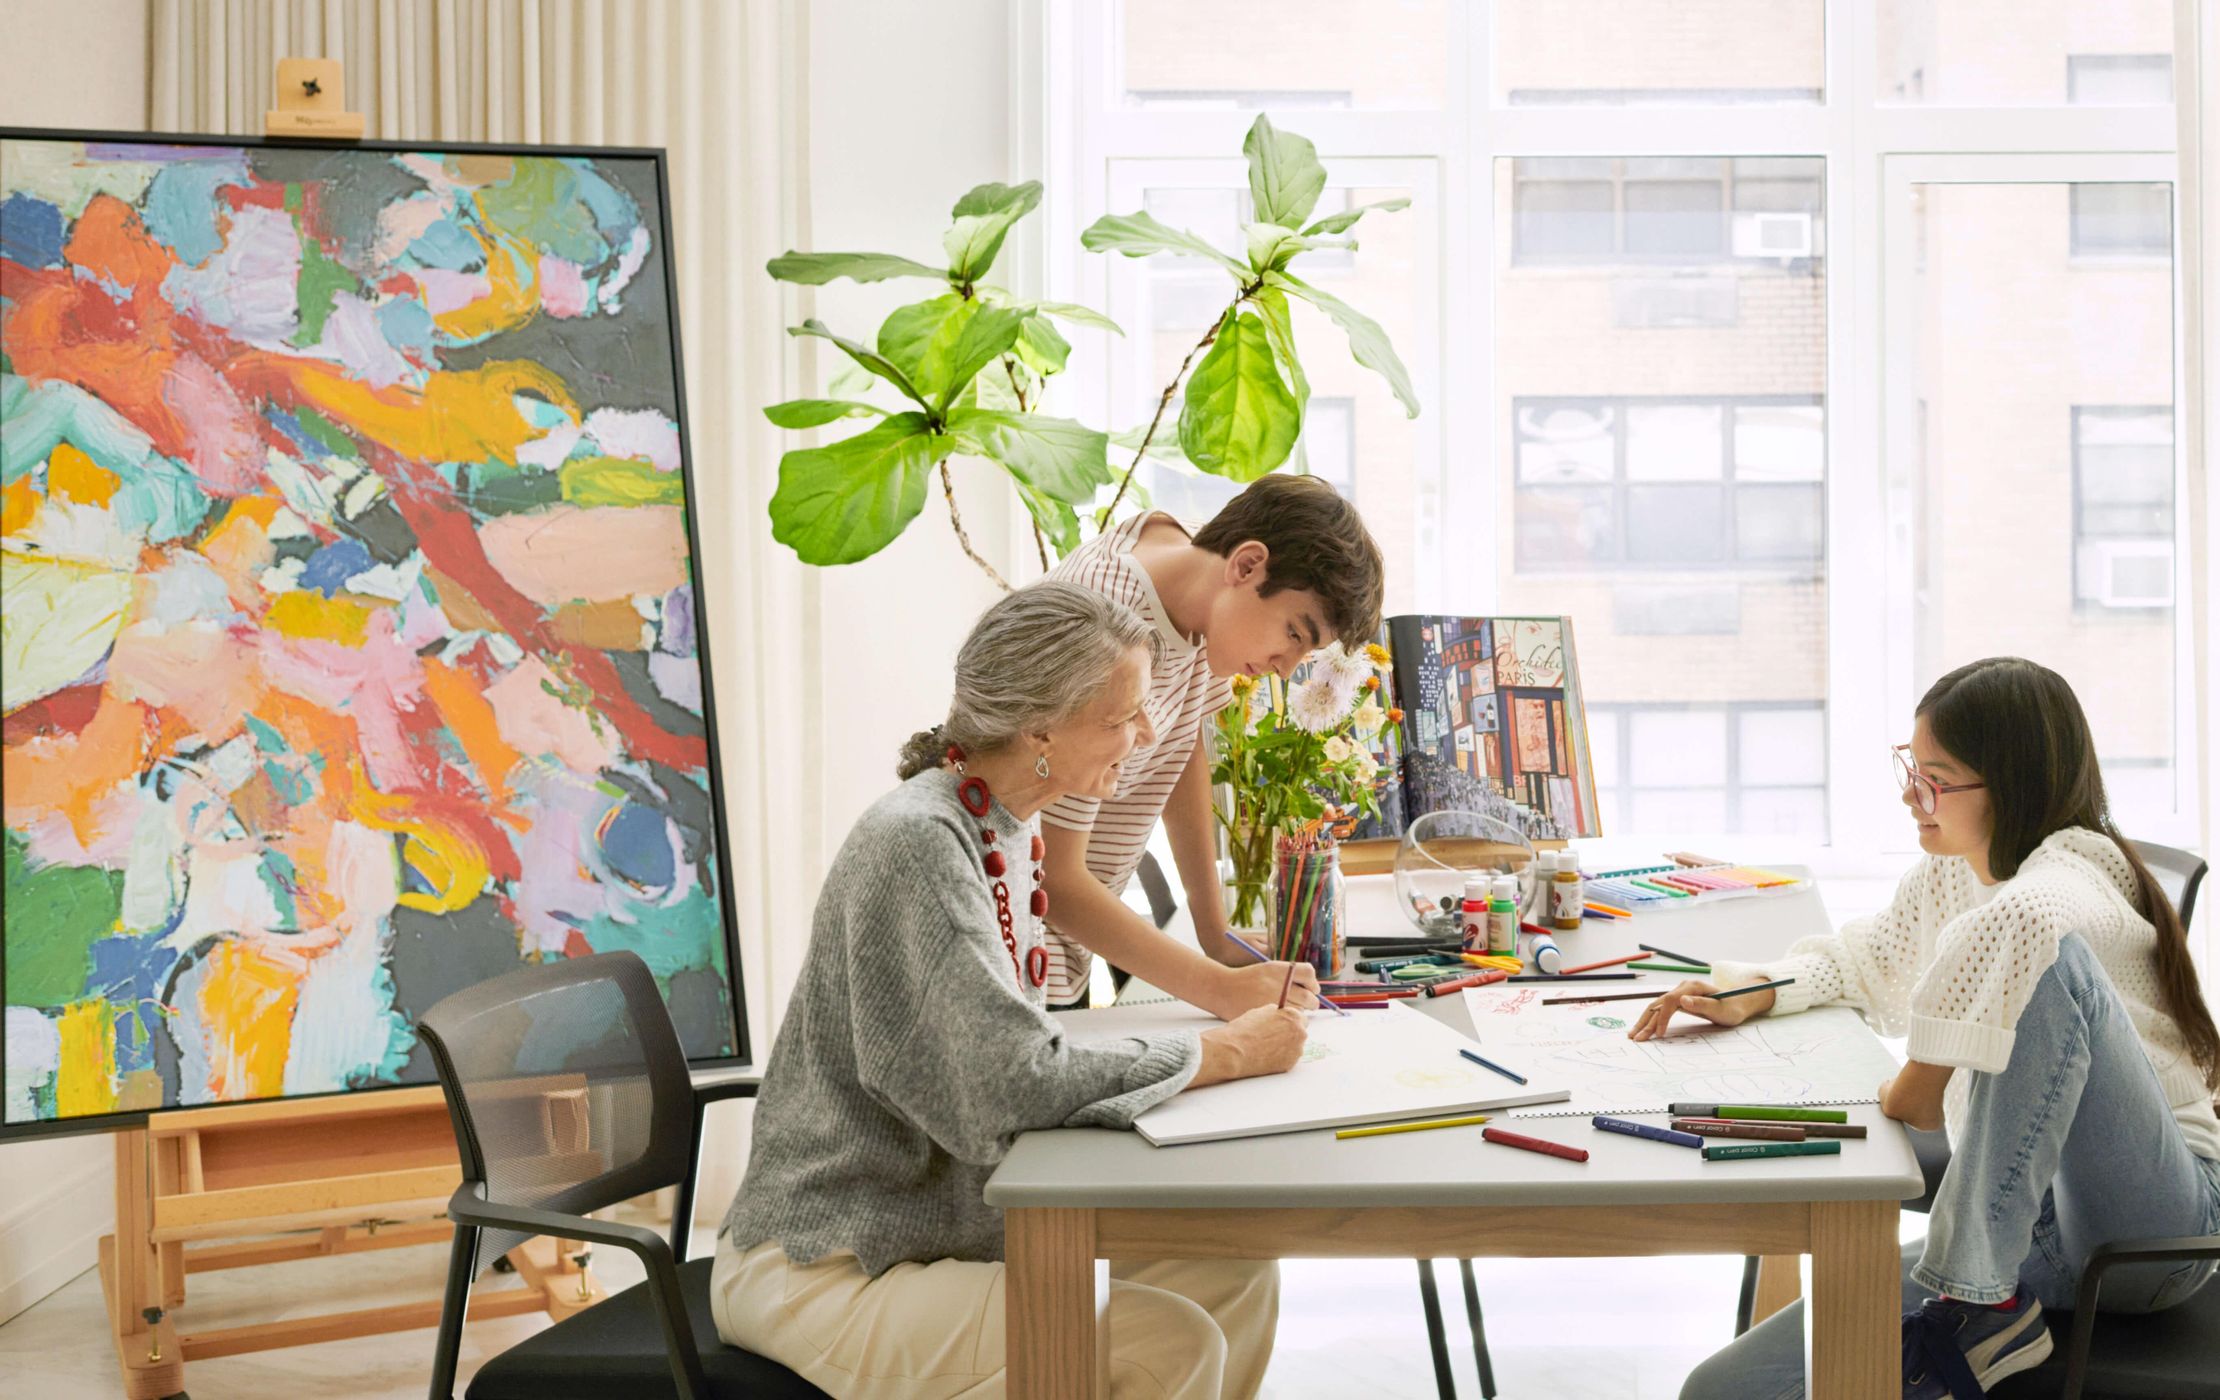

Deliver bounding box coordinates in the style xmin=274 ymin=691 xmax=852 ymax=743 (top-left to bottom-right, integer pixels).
xmin=1053 ymin=999 xmax=1570 ymax=1146
xmin=1458 ymin=985 xmax=1902 ymax=1119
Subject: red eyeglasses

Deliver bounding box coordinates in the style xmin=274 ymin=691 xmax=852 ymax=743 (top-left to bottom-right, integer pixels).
xmin=1893 ymin=744 xmax=1985 ymax=816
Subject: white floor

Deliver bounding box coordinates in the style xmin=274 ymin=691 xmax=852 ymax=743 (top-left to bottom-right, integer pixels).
xmin=0 ymin=1228 xmax=1763 ymax=1398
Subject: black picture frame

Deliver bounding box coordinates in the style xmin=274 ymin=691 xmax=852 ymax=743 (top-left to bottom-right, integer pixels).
xmin=0 ymin=126 xmax=750 ymax=1142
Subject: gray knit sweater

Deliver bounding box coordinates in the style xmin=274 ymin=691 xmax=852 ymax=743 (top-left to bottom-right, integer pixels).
xmin=719 ymin=768 xmax=1203 ymax=1275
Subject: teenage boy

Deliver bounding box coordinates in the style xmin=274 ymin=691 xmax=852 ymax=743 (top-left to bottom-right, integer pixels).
xmin=1040 ymin=473 xmax=1386 ymax=1014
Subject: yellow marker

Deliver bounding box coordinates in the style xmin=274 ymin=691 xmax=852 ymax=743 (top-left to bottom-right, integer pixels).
xmin=1336 ymin=1114 xmax=1492 ymax=1140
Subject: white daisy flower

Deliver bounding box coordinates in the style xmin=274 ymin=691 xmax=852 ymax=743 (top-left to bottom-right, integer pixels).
xmin=1323 ymin=735 xmax=1355 ymax=764
xmin=1350 ymin=698 xmax=1387 ymax=739
xmin=1287 ymin=676 xmax=1346 ymax=734
xmin=1352 ymin=748 xmax=1380 ymax=782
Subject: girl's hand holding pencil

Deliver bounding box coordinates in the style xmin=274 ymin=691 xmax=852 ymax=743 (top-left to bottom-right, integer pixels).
xmin=1627 ymin=978 xmax=1779 ymax=1041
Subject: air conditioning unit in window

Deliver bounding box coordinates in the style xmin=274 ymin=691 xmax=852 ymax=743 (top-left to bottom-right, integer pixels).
xmin=2086 ymin=539 xmax=2174 ymax=609
xmin=1731 ymin=211 xmax=1814 ymax=260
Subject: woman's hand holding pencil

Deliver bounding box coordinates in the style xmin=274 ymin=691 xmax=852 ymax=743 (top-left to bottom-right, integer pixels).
xmin=1627 ymin=977 xmax=1785 ymax=1041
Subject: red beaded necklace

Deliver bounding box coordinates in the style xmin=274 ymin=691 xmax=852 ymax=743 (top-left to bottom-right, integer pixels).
xmin=947 ymin=745 xmax=1049 ymax=989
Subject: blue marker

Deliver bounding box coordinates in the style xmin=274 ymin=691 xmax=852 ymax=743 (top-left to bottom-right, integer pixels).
xmin=1458 ymin=1047 xmax=1528 ymax=1085
xmin=1592 ymin=1115 xmax=1703 ymax=1149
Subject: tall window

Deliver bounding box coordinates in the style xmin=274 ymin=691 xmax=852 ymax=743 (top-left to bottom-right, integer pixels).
xmin=1051 ymin=1 xmax=2193 ymax=848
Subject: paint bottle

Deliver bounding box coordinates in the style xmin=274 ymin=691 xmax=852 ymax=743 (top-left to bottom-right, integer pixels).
xmin=1551 ymin=852 xmax=1584 ymax=931
xmin=1529 ymin=930 xmax=1562 ymax=975
xmin=1487 ymin=875 xmax=1518 ymax=956
xmin=1459 ymin=877 xmax=1489 ymax=952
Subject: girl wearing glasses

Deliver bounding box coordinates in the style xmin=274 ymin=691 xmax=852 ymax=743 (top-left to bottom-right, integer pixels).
xmin=1665 ymin=657 xmax=2220 ymax=1400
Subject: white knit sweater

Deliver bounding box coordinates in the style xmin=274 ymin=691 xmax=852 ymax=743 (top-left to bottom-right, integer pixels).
xmin=1713 ymin=827 xmax=2220 ymax=1161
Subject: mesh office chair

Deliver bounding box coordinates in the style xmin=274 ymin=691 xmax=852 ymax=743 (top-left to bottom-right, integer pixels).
xmin=417 ymin=950 xmax=824 ymax=1400
xmin=1734 ymin=840 xmax=2218 ymax=1400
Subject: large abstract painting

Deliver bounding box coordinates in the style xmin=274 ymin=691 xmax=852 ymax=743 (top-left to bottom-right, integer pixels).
xmin=1 ymin=132 xmax=743 ymax=1136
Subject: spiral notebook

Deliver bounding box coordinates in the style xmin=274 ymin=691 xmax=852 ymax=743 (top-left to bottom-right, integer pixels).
xmin=1457 ymin=987 xmax=1902 ymax=1120
xmin=1053 ymin=998 xmax=1569 ymax=1146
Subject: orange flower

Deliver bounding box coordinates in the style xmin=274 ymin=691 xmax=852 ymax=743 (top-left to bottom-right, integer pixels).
xmin=1387 ymin=707 xmax=1405 ymax=724
xmin=1363 ymin=675 xmax=1380 ymax=692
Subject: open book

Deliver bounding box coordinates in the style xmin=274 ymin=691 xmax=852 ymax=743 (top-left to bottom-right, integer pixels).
xmin=1053 ymin=998 xmax=1570 ymax=1146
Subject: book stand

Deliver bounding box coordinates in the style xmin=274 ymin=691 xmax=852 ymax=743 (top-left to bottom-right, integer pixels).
xmin=98 ymin=1086 xmax=600 ymax=1398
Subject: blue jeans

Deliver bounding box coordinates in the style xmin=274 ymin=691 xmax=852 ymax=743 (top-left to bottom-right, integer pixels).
xmin=1681 ymin=936 xmax=2220 ymax=1400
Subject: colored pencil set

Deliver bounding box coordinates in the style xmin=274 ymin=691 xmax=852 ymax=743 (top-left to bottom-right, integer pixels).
xmin=1270 ymin=828 xmax=1343 ymax=976
xmin=1584 ymin=862 xmax=1804 ymax=911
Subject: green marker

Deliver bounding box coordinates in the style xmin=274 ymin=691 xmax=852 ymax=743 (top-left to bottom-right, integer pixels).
xmin=1628 ymin=961 xmax=1711 ymax=974
xmin=1703 ymin=1140 xmax=1843 ymax=1162
xmin=1670 ymin=1103 xmax=1851 ymax=1124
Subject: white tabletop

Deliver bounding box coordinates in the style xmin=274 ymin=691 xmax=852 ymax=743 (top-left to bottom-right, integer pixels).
xmin=988 ymin=866 xmax=1923 ymax=1211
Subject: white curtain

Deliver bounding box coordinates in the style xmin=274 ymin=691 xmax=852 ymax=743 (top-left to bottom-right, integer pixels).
xmin=150 ymin=0 xmax=817 ymax=1223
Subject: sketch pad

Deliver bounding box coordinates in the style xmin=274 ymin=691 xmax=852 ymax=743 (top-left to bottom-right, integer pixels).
xmin=1053 ymin=1000 xmax=1570 ymax=1146
xmin=1459 ymin=987 xmax=1902 ymax=1119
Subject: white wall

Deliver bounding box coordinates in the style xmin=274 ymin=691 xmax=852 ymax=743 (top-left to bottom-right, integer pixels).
xmin=0 ymin=0 xmax=148 ymax=1325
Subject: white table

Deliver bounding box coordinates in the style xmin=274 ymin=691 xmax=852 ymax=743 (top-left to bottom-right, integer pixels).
xmin=989 ymin=867 xmax=1917 ymax=1397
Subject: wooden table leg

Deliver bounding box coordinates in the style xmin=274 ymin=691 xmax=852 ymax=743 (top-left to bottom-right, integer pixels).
xmin=1006 ymin=1207 xmax=1097 ymax=1399
xmin=1807 ymin=1200 xmax=1898 ymax=1399
xmin=1752 ymin=1253 xmax=1804 ymax=1325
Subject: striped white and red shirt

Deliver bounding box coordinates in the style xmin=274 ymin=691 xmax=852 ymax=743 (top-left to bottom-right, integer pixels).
xmin=1040 ymin=512 xmax=1229 ymax=1003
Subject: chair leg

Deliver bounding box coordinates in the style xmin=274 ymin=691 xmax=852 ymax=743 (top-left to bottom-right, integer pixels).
xmin=1735 ymin=1254 xmax=1760 ymax=1336
xmin=1457 ymin=1259 xmax=1497 ymax=1399
xmin=1416 ymin=1258 xmax=1458 ymax=1400
xmin=427 ymin=1224 xmax=479 ymax=1400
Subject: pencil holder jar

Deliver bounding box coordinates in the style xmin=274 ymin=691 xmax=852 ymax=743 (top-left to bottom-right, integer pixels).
xmin=1271 ymin=833 xmax=1345 ymax=979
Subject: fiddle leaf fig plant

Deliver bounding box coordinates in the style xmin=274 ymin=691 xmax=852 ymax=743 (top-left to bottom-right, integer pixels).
xmin=1083 ymin=114 xmax=1417 ymax=523
xmin=765 ymin=181 xmax=1118 ymax=582
xmin=762 ymin=116 xmax=1422 ymax=585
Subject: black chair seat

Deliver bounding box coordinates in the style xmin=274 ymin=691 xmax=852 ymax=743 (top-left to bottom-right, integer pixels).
xmin=466 ymin=1256 xmax=826 ymax=1400
xmin=1990 ymin=1278 xmax=2220 ymax=1400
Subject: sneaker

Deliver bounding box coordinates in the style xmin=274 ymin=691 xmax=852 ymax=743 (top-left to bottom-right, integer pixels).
xmin=1902 ymin=1285 xmax=2054 ymax=1399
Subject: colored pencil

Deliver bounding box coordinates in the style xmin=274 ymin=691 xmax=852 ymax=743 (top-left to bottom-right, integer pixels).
xmin=1677 ymin=1119 xmax=1865 ymax=1140
xmin=1423 ymin=969 xmax=1510 ymax=997
xmin=1627 ymin=961 xmax=1711 ymax=974
xmin=1327 ymin=999 xmax=1388 ymax=1009
xmin=1637 ymin=942 xmax=1707 ymax=967
xmin=1700 ymin=977 xmax=1795 ymax=1003
xmin=1336 ymin=1114 xmax=1491 ymax=1140
xmin=1702 ymin=1140 xmax=1843 ymax=1162
xmin=1457 ymin=1047 xmax=1528 ymax=1085
xmin=1671 ymin=1119 xmax=1806 ymax=1142
xmin=1226 ymin=932 xmax=1348 ymax=1017
xmin=1559 ymin=951 xmax=1651 ymax=975
xmin=1506 ymin=972 xmax=1638 ymax=983
xmin=1541 ymin=990 xmax=1667 ymax=1006
xmin=1483 ymin=1127 xmax=1588 ymax=1163
xmin=1586 ymin=901 xmax=1633 ymax=918
xmin=1591 ymin=1115 xmax=1703 ymax=1149
xmin=1668 ymin=1103 xmax=1851 ymax=1124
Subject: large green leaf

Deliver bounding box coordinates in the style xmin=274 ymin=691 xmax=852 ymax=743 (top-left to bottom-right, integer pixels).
xmin=1011 ymin=476 xmax=1082 ymax=558
xmin=871 ymin=298 xmax=1029 ymax=412
xmin=1301 ymin=196 xmax=1411 ymax=237
xmin=790 ymin=320 xmax=929 ymax=408
xmin=1081 ymin=211 xmax=1250 ymax=278
xmin=1243 ymin=222 xmax=1354 ymax=273
xmin=1243 ymin=114 xmax=1328 ymax=230
xmin=764 ymin=398 xmax=887 ymax=429
xmin=1177 ymin=310 xmax=1300 ymax=481
xmin=945 ymin=408 xmax=1112 ymax=505
xmin=1013 ymin=314 xmax=1071 ymax=375
xmin=1026 ymin=300 xmax=1125 ymax=334
xmin=943 ymin=180 xmax=1043 ymax=283
xmin=1251 ymin=284 xmax=1309 ymax=419
xmin=1269 ymin=271 xmax=1419 ymax=418
xmin=767 ymin=413 xmax=950 ymax=565
xmin=767 ymin=251 xmax=947 ymax=285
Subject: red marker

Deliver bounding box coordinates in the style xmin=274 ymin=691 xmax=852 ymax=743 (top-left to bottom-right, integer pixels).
xmin=1483 ymin=1127 xmax=1590 ymax=1163
xmin=1421 ymin=969 xmax=1510 ymax=998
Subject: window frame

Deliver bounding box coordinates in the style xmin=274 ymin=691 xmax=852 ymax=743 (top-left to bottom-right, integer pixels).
xmin=2071 ymin=403 xmax=2178 ymax=610
xmin=1033 ymin=0 xmax=2205 ymax=868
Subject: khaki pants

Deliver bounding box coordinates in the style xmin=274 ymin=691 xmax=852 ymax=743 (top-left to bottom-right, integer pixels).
xmin=711 ymin=1237 xmax=1277 ymax=1399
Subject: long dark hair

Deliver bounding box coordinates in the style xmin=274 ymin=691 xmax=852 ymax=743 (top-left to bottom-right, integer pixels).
xmin=1920 ymin=657 xmax=2219 ymax=1091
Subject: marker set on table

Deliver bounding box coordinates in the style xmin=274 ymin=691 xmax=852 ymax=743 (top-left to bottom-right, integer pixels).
xmin=1597 ymin=1107 xmax=1861 ymax=1161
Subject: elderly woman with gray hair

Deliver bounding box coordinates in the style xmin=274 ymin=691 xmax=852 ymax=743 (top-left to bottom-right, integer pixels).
xmin=714 ymin=581 xmax=1306 ymax=1399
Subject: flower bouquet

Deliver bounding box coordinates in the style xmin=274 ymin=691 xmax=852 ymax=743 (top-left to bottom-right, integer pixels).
xmin=1211 ymin=641 xmax=1400 ymax=932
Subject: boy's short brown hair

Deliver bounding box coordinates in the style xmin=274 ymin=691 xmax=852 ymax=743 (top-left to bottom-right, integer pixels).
xmin=1190 ymin=474 xmax=1385 ymax=646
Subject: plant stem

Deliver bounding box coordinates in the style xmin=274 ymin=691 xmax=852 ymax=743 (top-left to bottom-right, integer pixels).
xmin=1097 ymin=305 xmax=1231 ymax=527
xmin=939 ymin=461 xmax=1011 ymax=591
xmin=1032 ymin=523 xmax=1050 ymax=570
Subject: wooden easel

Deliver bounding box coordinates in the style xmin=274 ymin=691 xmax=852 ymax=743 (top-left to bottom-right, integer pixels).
xmin=98 ymin=1086 xmax=604 ymax=1399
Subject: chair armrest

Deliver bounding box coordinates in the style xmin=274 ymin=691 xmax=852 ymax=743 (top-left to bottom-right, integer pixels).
xmin=446 ymin=1186 xmax=712 ymax=1400
xmin=2060 ymin=1233 xmax=2220 ymax=1400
